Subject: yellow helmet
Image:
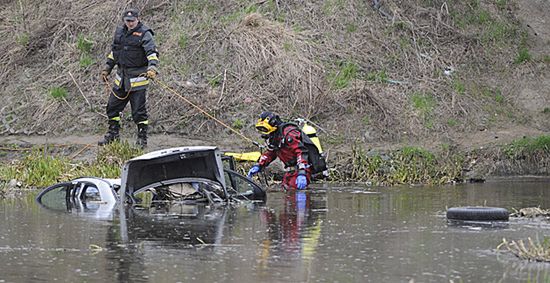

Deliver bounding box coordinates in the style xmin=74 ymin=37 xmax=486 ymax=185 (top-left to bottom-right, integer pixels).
xmin=255 ymin=111 xmax=281 ymax=135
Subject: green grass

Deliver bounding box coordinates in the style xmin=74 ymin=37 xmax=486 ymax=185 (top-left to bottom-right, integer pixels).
xmin=16 ymin=32 xmax=29 ymax=46
xmin=346 ymin=23 xmax=357 ymax=33
xmin=83 ymin=141 xmax=142 ymax=178
xmin=544 ymin=55 xmax=550 ymax=63
xmin=282 ymin=42 xmax=294 ymax=52
xmin=344 ymin=145 xmax=464 ymax=185
xmin=447 ymin=118 xmax=458 ymax=127
xmin=366 ymin=70 xmax=388 ymax=83
xmin=453 ymin=79 xmax=465 ymax=95
xmin=515 ymin=47 xmax=532 ymax=64
xmin=411 ymin=92 xmax=436 ymax=115
xmin=481 ymin=20 xmax=516 ymax=44
xmin=503 ymin=135 xmax=550 ymax=158
xmin=496 ymin=0 xmax=509 ymax=10
xmin=362 ymin=115 xmax=369 ymax=126
xmin=232 ymin=118 xmax=244 ymax=130
xmin=76 ymin=33 xmax=93 ymax=54
xmin=322 ymin=0 xmax=345 ymax=14
xmin=324 ymin=134 xmax=345 ymax=146
xmin=391 ymin=21 xmax=407 ymax=32
xmin=543 ymin=108 xmax=550 ymax=114
xmin=0 ymin=142 xmax=143 ymax=189
xmin=494 ymin=89 xmax=505 ymax=103
xmin=79 ymin=54 xmax=94 ymax=68
xmin=49 ymin=87 xmax=67 ymax=99
xmin=411 ymin=92 xmax=437 ymax=129
xmin=0 ymin=147 xmax=73 ymax=188
xmin=178 ymin=33 xmax=188 ymax=49
xmin=207 ymin=74 xmax=222 ymax=87
xmin=450 ymin=1 xmax=517 ymax=45
xmin=220 ymin=4 xmax=259 ymax=25
xmin=329 ymin=61 xmax=359 ymax=89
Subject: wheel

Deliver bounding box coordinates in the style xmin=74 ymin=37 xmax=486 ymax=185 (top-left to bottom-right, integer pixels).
xmin=446 ymin=206 xmax=509 ymax=221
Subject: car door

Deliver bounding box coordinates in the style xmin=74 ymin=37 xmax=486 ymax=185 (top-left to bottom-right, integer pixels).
xmin=223 ymin=169 xmax=266 ymax=201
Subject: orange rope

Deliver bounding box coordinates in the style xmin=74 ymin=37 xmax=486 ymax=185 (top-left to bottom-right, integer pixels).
xmin=153 ymin=79 xmax=258 ymax=147
xmin=102 ymin=75 xmax=132 ymax=100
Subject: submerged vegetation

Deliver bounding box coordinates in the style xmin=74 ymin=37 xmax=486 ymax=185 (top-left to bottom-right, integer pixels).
xmin=510 ymin=207 xmax=550 ymax=218
xmin=498 ymin=237 xmax=550 ymax=262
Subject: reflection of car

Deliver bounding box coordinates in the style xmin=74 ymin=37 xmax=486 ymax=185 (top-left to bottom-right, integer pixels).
xmin=36 ymin=146 xmax=266 ymax=210
xmin=121 ymin=203 xmax=231 ymax=246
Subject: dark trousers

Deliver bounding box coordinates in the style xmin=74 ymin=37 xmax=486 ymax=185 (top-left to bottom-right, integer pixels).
xmin=106 ymin=87 xmax=148 ymax=123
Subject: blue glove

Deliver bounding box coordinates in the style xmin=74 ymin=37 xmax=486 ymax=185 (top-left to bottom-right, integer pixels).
xmin=296 ymin=174 xmax=307 ymax=190
xmin=247 ymin=165 xmax=261 ymax=178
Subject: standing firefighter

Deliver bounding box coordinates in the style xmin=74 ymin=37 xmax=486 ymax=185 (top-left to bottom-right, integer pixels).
xmin=99 ymin=8 xmax=159 ymax=148
xmin=247 ymin=112 xmax=327 ymax=190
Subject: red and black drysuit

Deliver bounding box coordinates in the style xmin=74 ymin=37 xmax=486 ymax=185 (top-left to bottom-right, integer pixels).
xmin=258 ymin=123 xmax=312 ymax=190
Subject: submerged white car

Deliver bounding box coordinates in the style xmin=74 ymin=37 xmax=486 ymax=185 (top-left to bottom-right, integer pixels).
xmin=36 ymin=146 xmax=266 ymax=211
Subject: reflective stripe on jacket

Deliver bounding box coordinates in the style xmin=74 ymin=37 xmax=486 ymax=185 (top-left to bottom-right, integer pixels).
xmin=114 ymin=74 xmax=149 ymax=89
xmin=104 ymin=22 xmax=159 ymax=91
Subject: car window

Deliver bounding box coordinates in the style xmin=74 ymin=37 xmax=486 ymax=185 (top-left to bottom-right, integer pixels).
xmin=224 ymin=169 xmax=262 ymax=198
xmin=82 ymin=184 xmax=101 ymax=202
xmin=36 ymin=182 xmax=72 ymax=211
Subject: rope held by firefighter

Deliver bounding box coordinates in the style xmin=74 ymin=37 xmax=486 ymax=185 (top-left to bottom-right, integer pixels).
xmin=152 ymin=79 xmax=259 ymax=147
xmin=101 ymin=75 xmax=132 ymax=100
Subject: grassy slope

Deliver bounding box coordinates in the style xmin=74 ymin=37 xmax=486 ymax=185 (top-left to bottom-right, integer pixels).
xmin=0 ymin=0 xmax=548 ymax=150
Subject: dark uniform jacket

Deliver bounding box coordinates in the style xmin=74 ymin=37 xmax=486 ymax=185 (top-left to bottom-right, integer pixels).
xmin=104 ymin=22 xmax=159 ymax=91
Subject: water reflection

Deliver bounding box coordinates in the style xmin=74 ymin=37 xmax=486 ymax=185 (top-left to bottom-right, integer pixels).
xmin=258 ymin=191 xmax=326 ymax=277
xmin=3 ymin=182 xmax=550 ymax=282
xmin=121 ymin=203 xmax=230 ymax=246
xmin=257 ymin=191 xmax=327 ymax=281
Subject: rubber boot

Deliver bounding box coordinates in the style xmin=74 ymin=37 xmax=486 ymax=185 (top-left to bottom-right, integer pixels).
xmin=98 ymin=120 xmax=120 ymax=146
xmin=136 ymin=123 xmax=148 ymax=149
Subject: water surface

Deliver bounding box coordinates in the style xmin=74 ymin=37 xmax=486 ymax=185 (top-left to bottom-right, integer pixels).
xmin=1 ymin=181 xmax=550 ymax=282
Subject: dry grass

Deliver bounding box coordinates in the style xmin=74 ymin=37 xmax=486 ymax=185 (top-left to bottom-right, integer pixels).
xmin=0 ymin=0 xmax=529 ymax=148
xmin=498 ymin=237 xmax=550 ymax=262
xmin=510 ymin=207 xmax=550 ymax=218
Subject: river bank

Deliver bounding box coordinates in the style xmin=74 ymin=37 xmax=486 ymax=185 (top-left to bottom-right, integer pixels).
xmin=1 ymin=134 xmax=548 ymax=197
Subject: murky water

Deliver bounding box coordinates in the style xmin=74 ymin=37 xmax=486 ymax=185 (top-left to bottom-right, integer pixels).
xmin=2 ymin=180 xmax=550 ymax=282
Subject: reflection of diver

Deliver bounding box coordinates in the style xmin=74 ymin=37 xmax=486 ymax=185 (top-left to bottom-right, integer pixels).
xmin=259 ymin=191 xmax=326 ymax=268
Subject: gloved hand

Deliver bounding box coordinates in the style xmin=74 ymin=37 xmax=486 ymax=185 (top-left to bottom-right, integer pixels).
xmin=247 ymin=165 xmax=261 ymax=178
xmin=296 ymin=174 xmax=307 ymax=190
xmin=100 ymin=70 xmax=110 ymax=82
xmin=146 ymin=69 xmax=157 ymax=80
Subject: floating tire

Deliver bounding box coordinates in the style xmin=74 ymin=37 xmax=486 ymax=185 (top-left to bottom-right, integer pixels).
xmin=446 ymin=207 xmax=509 ymax=221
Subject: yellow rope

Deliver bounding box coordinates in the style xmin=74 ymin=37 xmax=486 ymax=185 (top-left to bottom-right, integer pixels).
xmin=153 ymin=79 xmax=258 ymax=146
xmin=102 ymin=75 xmax=132 ymax=100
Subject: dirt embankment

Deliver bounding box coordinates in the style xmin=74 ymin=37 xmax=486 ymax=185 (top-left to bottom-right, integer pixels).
xmin=0 ymin=0 xmax=548 ymax=178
